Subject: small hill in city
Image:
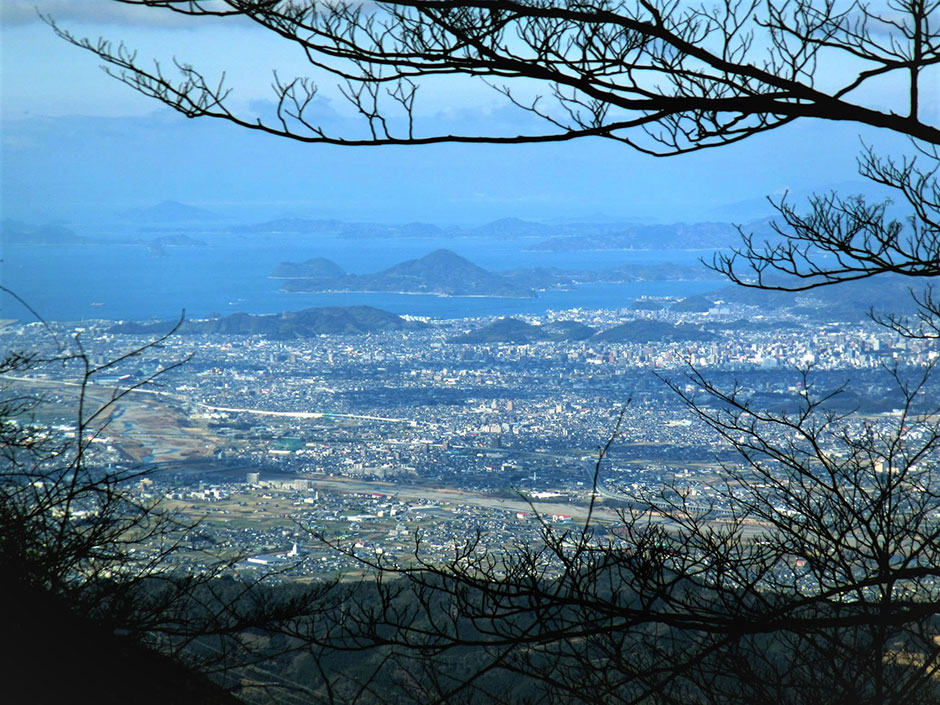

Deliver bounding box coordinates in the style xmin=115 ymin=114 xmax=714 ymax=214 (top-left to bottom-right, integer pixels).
xmin=109 ymin=306 xmax=425 ymax=338
xmin=449 ymin=318 xmax=551 ymax=344
xmin=543 ymin=320 xmax=597 ymax=340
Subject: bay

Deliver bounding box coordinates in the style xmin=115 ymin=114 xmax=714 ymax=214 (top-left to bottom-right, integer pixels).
xmin=1 ymin=234 xmax=723 ymax=322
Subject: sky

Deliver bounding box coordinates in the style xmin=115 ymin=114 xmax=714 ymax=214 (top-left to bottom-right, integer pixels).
xmin=0 ymin=1 xmax=923 ymax=226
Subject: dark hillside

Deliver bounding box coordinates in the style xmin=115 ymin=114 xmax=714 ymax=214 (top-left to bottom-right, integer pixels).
xmin=7 ymin=579 xmax=240 ymax=705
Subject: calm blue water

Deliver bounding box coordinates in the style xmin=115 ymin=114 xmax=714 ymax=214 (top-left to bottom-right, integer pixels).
xmin=1 ymin=235 xmax=723 ymax=322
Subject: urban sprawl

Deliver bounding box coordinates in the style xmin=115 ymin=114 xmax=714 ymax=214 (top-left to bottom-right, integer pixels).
xmin=4 ymin=298 xmax=937 ymax=579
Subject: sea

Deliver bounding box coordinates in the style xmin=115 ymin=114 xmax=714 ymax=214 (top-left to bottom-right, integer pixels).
xmin=1 ymin=233 xmax=724 ymax=323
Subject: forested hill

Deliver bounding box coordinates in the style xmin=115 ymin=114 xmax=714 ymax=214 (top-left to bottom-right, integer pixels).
xmin=108 ymin=306 xmax=426 ymax=339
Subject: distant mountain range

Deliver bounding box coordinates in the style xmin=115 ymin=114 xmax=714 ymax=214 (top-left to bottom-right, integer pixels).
xmin=229 ymin=218 xmax=449 ymax=239
xmin=529 ymin=221 xmax=750 ymax=251
xmin=232 ymin=214 xmax=753 ymax=248
xmin=118 ymin=200 xmax=222 ymax=223
xmin=230 ymin=218 xmax=349 ymax=236
xmin=1 ymin=220 xmax=89 ymax=245
xmin=8 ymin=204 xmax=774 ymax=253
xmin=108 ymin=306 xmax=425 ymax=339
xmin=232 ymin=215 xmax=564 ymax=239
xmin=1 ymin=219 xmax=206 ymax=252
xmin=274 ymin=249 xmax=720 ymax=298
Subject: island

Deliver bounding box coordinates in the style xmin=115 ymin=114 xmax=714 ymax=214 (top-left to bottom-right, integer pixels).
xmin=274 ymin=250 xmax=722 ymax=298
xmin=277 ymin=249 xmax=536 ymax=298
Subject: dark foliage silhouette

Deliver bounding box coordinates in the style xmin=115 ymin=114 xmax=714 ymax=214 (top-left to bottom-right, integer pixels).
xmin=37 ymin=2 xmax=940 ymax=702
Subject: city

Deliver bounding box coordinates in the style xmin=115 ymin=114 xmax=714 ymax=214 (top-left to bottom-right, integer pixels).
xmin=4 ymin=0 xmax=940 ymax=699
xmin=5 ymin=294 xmax=935 ymax=581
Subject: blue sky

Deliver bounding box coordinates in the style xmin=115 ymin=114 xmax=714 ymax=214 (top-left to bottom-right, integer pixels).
xmin=0 ymin=1 xmax=919 ymax=225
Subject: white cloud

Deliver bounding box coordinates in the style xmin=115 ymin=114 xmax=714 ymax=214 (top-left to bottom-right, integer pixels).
xmin=1 ymin=0 xmax=225 ymax=28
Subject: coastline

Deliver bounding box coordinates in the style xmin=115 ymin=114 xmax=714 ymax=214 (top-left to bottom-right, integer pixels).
xmin=279 ymin=288 xmax=536 ymax=299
